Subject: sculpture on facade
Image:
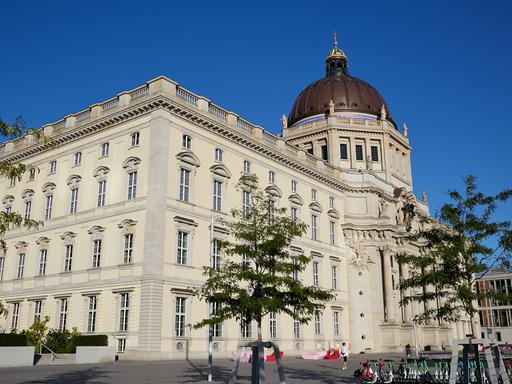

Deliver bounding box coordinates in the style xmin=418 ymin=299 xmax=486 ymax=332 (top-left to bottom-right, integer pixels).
xmin=403 ymin=122 xmax=409 ymax=137
xmin=329 ymin=99 xmax=335 ymax=115
xmin=281 ymin=114 xmax=287 ymax=129
xmin=380 ymin=104 xmax=387 ymax=120
xmin=378 ymin=198 xmax=388 ymax=218
xmin=366 ymin=155 xmax=373 ymax=171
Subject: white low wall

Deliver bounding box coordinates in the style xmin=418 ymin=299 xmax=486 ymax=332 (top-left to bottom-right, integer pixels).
xmin=0 ymin=346 xmax=34 ymax=367
xmin=75 ymin=346 xmax=116 ymax=364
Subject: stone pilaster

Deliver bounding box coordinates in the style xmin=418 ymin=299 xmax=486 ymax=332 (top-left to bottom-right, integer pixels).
xmin=383 ymin=249 xmax=396 ymax=323
xmin=327 ymin=128 xmax=339 ymax=166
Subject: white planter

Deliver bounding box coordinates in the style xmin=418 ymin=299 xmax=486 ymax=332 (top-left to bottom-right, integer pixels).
xmin=75 ymin=346 xmax=116 ymax=364
xmin=0 ymin=346 xmax=35 ymax=367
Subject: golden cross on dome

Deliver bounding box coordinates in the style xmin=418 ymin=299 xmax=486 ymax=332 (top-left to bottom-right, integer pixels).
xmin=333 ymin=31 xmax=338 ymax=49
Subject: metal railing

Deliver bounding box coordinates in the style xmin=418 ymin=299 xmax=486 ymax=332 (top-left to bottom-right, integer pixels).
xmin=41 ymin=343 xmax=59 ymax=362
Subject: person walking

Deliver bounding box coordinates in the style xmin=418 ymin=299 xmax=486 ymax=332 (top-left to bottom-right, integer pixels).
xmin=340 ymin=342 xmax=349 ymax=370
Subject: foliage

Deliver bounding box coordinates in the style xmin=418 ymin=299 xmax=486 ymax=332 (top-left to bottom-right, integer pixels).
xmin=0 ymin=300 xmax=7 ymax=318
xmin=70 ymin=335 xmax=108 ymax=352
xmin=193 ymin=174 xmax=335 ymax=340
xmin=0 ymin=332 xmax=28 ymax=346
xmin=397 ymin=176 xmax=512 ymax=333
xmin=26 ymin=316 xmax=49 ymax=353
xmin=44 ymin=327 xmax=81 ymax=353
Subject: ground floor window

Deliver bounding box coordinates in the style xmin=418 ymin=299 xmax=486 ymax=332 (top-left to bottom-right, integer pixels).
xmin=117 ymin=338 xmax=126 ymax=353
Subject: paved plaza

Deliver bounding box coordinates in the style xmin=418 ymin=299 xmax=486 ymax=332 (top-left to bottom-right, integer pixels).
xmin=0 ymin=353 xmax=404 ymax=384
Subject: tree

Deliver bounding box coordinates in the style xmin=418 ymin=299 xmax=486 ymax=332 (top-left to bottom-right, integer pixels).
xmin=397 ymin=176 xmax=512 ymax=335
xmin=0 ymin=300 xmax=7 ymax=318
xmin=27 ymin=316 xmax=50 ymax=353
xmin=193 ymin=174 xmax=335 ymax=340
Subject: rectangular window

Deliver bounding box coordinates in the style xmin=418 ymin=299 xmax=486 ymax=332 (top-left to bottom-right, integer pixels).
xmin=0 ymin=256 xmax=4 ymax=280
xmin=268 ymin=171 xmax=275 ymax=184
xmin=177 ymin=231 xmax=189 ymax=265
xmin=49 ymin=161 xmax=57 ymax=174
xmin=38 ymin=249 xmax=47 ymax=276
xmin=213 ymin=180 xmax=222 ymax=211
xmin=182 ymin=135 xmax=192 ymax=149
xmin=321 ymin=145 xmax=328 ymax=161
xmin=64 ymin=244 xmax=73 ymax=272
xmin=97 ymin=180 xmax=106 ymax=207
xmin=243 ymin=160 xmax=251 ymax=173
xmin=29 ymin=168 xmax=36 ymax=181
xmin=241 ymin=316 xmax=252 ymax=338
xmin=291 ymin=180 xmax=297 ymax=193
xmin=355 ymin=144 xmax=364 ymax=161
xmin=333 ymin=311 xmax=340 ymax=336
xmin=340 ymin=143 xmax=348 ymax=160
xmin=329 ymin=196 xmax=334 ymax=208
xmin=117 ymin=338 xmax=126 ymax=353
xmin=24 ymin=200 xmax=32 ymax=219
xmin=311 ymin=215 xmax=318 ymax=240
xmin=268 ymin=200 xmax=275 ymax=224
xmin=70 ymin=187 xmax=78 ymax=213
xmin=8 ymin=176 xmax=15 ymax=188
xmin=11 ymin=303 xmax=20 ymax=330
xmin=100 ymin=142 xmax=109 ymax=157
xmin=292 ymin=257 xmax=299 ymax=282
xmin=211 ymin=239 xmax=220 ymax=269
xmin=34 ymin=300 xmax=42 ymax=323
xmin=215 ymin=148 xmax=223 ymax=162
xmin=313 ymin=261 xmax=319 ymax=287
xmin=179 ymin=168 xmax=190 ymax=202
xmin=16 ymin=253 xmax=25 ymax=279
xmin=371 ymin=146 xmax=379 ymax=162
xmin=87 ymin=296 xmax=97 ymax=332
xmin=175 ymin=297 xmax=187 ymax=337
xmin=311 ymin=189 xmax=317 ymax=200
xmin=242 ymin=190 xmax=251 ymax=217
xmin=5 ymin=205 xmax=11 ymax=214
xmin=293 ymin=317 xmax=300 ymax=339
xmin=291 ymin=207 xmax=298 ymax=221
xmin=123 ymin=234 xmax=134 ymax=264
xmin=92 ymin=239 xmax=102 ymax=268
xmin=74 ymin=152 xmax=82 ymax=166
xmin=131 ymin=132 xmax=140 ymax=147
xmin=314 ymin=311 xmax=322 ymax=335
xmin=59 ymin=298 xmax=68 ymax=331
xmin=211 ymin=301 xmax=222 ymax=337
xmin=329 ymin=221 xmax=336 ymax=245
xmin=119 ymin=293 xmax=129 ymax=331
xmin=242 ymin=254 xmax=251 ymax=269
xmin=306 ymin=147 xmax=313 ymax=155
xmin=332 ymin=265 xmax=338 ymax=290
xmin=269 ymin=312 xmax=277 ymax=339
xmin=45 ymin=195 xmax=53 ymax=220
xmin=127 ymin=171 xmax=137 ymax=200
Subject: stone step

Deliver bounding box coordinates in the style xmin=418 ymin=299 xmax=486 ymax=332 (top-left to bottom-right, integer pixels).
xmin=35 ymin=353 xmax=76 ymax=365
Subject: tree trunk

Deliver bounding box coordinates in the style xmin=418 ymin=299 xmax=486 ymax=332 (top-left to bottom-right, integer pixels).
xmin=257 ymin=319 xmax=262 ymax=341
xmin=470 ymin=313 xmax=475 ymax=338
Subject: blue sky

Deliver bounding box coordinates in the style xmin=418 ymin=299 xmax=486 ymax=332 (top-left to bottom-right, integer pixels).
xmin=1 ymin=0 xmax=510 ymax=220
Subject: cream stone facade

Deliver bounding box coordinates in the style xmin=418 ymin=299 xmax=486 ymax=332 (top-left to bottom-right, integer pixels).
xmin=0 ymin=49 xmax=476 ymax=359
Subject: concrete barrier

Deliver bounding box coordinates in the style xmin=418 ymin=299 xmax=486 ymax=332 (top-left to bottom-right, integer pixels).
xmin=75 ymin=346 xmax=116 ymax=364
xmin=0 ymin=346 xmax=35 ymax=367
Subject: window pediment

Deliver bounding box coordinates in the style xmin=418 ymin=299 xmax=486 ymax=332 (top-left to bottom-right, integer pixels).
xmin=60 ymin=231 xmax=77 ymax=243
xmin=15 ymin=241 xmax=28 ymax=251
xmin=118 ymin=219 xmax=137 ymax=229
xmin=309 ymin=201 xmax=323 ymax=213
xmin=327 ymin=208 xmax=340 ymax=220
xmin=209 ymin=163 xmax=232 ymax=179
xmin=93 ymin=166 xmax=110 ymax=179
xmin=123 ymin=156 xmax=141 ymax=172
xmin=176 ymin=151 xmax=201 ymax=168
xmin=87 ymin=226 xmax=105 ymax=241
xmin=265 ymin=185 xmax=282 ymax=198
xmin=22 ymin=189 xmax=34 ymax=201
xmin=66 ymin=175 xmax=82 ymax=188
xmin=288 ymin=193 xmax=304 ymax=206
xmin=2 ymin=195 xmax=14 ymax=205
xmin=42 ymin=182 xmax=56 ymax=195
xmin=36 ymin=236 xmax=50 ymax=248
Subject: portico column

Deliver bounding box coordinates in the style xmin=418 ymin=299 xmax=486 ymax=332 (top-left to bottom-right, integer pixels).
xmin=383 ymin=249 xmax=396 ymax=323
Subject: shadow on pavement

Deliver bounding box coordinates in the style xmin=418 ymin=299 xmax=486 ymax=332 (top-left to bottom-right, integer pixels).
xmin=23 ymin=367 xmax=110 ymax=384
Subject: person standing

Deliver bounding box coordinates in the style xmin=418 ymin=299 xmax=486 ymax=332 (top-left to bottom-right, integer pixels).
xmin=340 ymin=342 xmax=349 ymax=370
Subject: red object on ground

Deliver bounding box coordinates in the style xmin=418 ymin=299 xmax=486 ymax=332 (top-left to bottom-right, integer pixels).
xmin=323 ymin=349 xmax=340 ymax=360
xmin=265 ymin=352 xmax=284 ymax=361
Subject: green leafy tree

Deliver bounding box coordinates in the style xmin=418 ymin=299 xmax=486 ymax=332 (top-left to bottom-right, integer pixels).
xmin=193 ymin=174 xmax=335 ymax=340
xmin=0 ymin=300 xmax=7 ymax=318
xmin=397 ymin=176 xmax=512 ymax=335
xmin=27 ymin=316 xmax=50 ymax=353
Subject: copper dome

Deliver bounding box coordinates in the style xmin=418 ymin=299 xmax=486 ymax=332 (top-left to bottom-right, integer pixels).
xmin=287 ymin=38 xmax=394 ymax=128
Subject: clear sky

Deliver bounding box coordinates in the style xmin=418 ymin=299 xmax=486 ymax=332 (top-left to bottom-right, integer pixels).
xmin=1 ymin=0 xmax=510 ymax=219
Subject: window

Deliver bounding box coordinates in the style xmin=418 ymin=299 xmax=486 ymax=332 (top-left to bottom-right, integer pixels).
xmin=329 ymin=196 xmax=334 ymax=208
xmin=321 ymin=145 xmax=328 ymax=161
xmin=175 ymin=297 xmax=187 ymax=337
xmin=73 ymin=152 xmax=82 ymax=166
xmin=329 ymin=221 xmax=336 ymax=245
xmin=64 ymin=244 xmax=73 ymax=272
xmin=70 ymin=187 xmax=79 ymax=213
xmin=311 ymin=189 xmax=317 ymax=201
xmin=182 ymin=134 xmax=192 ymax=149
xmin=242 ymin=190 xmax=251 ymax=217
xmin=311 ymin=215 xmax=318 ymax=240
xmin=49 ymin=160 xmax=57 ymax=174
xmin=29 ymin=168 xmax=36 ymax=181
xmin=123 ymin=234 xmax=134 ymax=264
xmin=179 ymin=168 xmax=190 ymax=202
xmin=38 ymin=249 xmax=47 ymax=276
xmin=314 ymin=311 xmax=322 ymax=335
xmin=355 ymin=144 xmax=364 ymax=161
xmin=313 ymin=261 xmax=319 ymax=287
xmin=0 ymin=256 xmax=4 ymax=280
xmin=269 ymin=312 xmax=277 ymax=339
xmin=292 ymin=258 xmax=299 ymax=282
xmin=293 ymin=317 xmax=300 ymax=339
xmin=211 ymin=301 xmax=222 ymax=337
xmin=45 ymin=195 xmax=53 ymax=220
xmin=24 ymin=200 xmax=32 ymax=219
xmin=5 ymin=205 xmax=11 ymax=214
xmin=332 ymin=265 xmax=338 ymax=290
xmin=241 ymin=316 xmax=252 ymax=338
xmin=291 ymin=180 xmax=297 ymax=193
xmin=117 ymin=338 xmax=126 ymax=353
xmin=306 ymin=147 xmax=313 ymax=155
xmin=100 ymin=142 xmax=109 ymax=157
xmin=8 ymin=176 xmax=15 ymax=188
xmin=291 ymin=207 xmax=298 ymax=221
xmin=212 ymin=180 xmax=222 ymax=211
xmin=333 ymin=311 xmax=340 ymax=336
xmin=340 ymin=143 xmax=348 ymax=160
xmin=243 ymin=160 xmax=251 ymax=173
xmin=87 ymin=296 xmax=97 ymax=332
xmin=215 ymin=148 xmax=223 ymax=162
xmin=177 ymin=231 xmax=189 ymax=265
xmin=268 ymin=171 xmax=275 ymax=184
xmin=16 ymin=253 xmax=25 ymax=279
xmin=242 ymin=254 xmax=251 ymax=269
xmin=34 ymin=300 xmax=42 ymax=323
xmin=92 ymin=239 xmax=102 ymax=268
xmin=11 ymin=303 xmax=20 ymax=330
xmin=127 ymin=171 xmax=137 ymax=200
xmin=59 ymin=298 xmax=68 ymax=331
xmin=211 ymin=239 xmax=220 ymax=269
xmin=119 ymin=293 xmax=129 ymax=331
xmin=96 ymin=179 xmax=107 ymax=207
xmin=371 ymin=146 xmax=379 ymax=162
xmin=131 ymin=132 xmax=140 ymax=147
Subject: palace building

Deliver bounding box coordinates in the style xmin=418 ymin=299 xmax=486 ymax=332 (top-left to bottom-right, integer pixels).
xmin=0 ymin=40 xmax=474 ymax=359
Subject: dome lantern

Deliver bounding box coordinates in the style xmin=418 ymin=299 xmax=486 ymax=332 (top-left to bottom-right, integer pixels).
xmin=325 ymin=32 xmax=349 ymax=76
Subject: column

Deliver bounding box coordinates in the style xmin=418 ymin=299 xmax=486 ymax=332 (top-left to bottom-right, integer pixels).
xmin=402 ymin=263 xmax=412 ymax=324
xmin=327 ymin=129 xmax=339 ymax=166
xmin=383 ymin=250 xmax=396 ymax=323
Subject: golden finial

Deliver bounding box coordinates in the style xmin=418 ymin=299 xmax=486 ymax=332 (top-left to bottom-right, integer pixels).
xmin=326 ymin=32 xmax=347 ymax=61
xmin=333 ymin=31 xmax=338 ymax=50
